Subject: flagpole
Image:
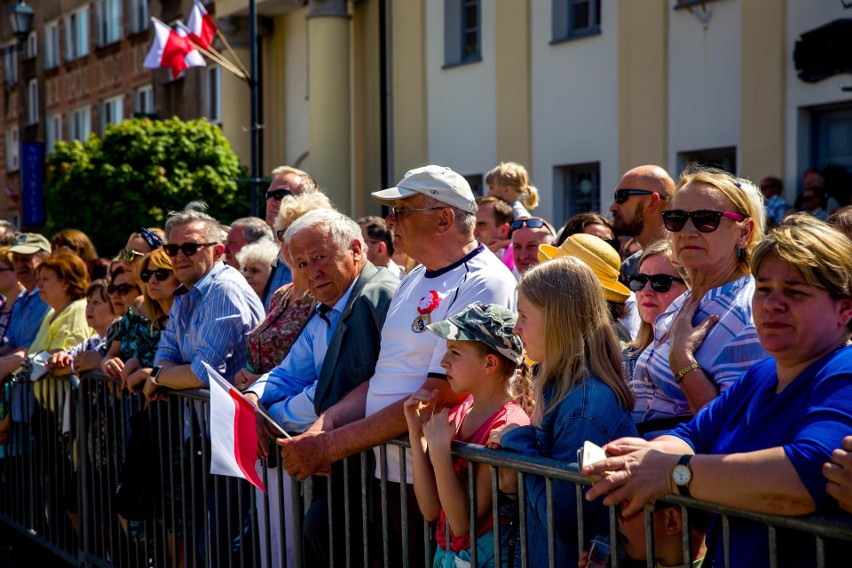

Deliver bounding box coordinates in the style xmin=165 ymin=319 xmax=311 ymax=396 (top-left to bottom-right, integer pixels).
xmin=215 ymin=29 xmax=251 ymax=79
xmin=193 ymin=41 xmax=246 ymax=79
xmin=249 ymin=0 xmax=260 ymax=217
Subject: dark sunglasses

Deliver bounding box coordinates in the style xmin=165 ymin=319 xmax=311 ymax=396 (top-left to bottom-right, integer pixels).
xmin=163 ymin=242 xmax=216 ymax=258
xmin=276 ymin=229 xmax=287 ymax=242
xmin=613 ymin=189 xmax=655 ymax=204
xmin=661 ymin=209 xmax=746 ymax=233
xmin=265 ymin=189 xmax=296 ymax=201
xmin=139 ymin=268 xmax=172 ymax=283
xmin=108 ymin=283 xmax=139 ymax=296
xmin=628 ymin=273 xmax=686 ymax=293
xmin=509 ymin=217 xmax=553 ymax=237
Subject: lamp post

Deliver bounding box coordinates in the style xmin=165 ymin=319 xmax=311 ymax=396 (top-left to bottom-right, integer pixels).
xmin=9 ymin=0 xmax=34 ymax=46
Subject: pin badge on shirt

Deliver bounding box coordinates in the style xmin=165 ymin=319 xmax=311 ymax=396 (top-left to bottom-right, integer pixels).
xmin=411 ymin=290 xmax=441 ymax=333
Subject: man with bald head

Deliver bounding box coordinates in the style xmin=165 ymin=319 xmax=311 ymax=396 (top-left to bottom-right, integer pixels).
xmin=609 ymin=164 xmax=674 ymax=281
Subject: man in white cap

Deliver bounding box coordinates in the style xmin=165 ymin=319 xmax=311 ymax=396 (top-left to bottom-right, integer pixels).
xmin=278 ymin=165 xmax=517 ymax=565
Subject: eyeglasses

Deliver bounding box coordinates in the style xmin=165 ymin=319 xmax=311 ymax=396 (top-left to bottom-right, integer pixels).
xmin=0 ymin=267 xmax=13 ymax=272
xmin=163 ymin=242 xmax=217 ymax=258
xmin=661 ymin=209 xmax=746 ymax=233
xmin=108 ymin=283 xmax=139 ymax=296
xmin=628 ymin=273 xmax=686 ymax=293
xmin=139 ymin=268 xmax=172 ymax=283
xmin=613 ymin=189 xmax=655 ymax=204
xmin=266 ymin=189 xmax=296 ymax=201
xmin=276 ymin=229 xmax=288 ymax=242
xmin=117 ymin=248 xmax=147 ymax=263
xmin=390 ymin=206 xmax=445 ymax=220
xmin=509 ymin=217 xmax=553 ymax=237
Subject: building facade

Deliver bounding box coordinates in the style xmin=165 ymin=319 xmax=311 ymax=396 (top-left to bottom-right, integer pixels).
xmin=216 ymin=0 xmax=852 ymax=225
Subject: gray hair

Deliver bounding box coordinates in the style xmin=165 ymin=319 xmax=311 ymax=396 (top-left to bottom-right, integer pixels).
xmin=421 ymin=195 xmax=476 ymax=235
xmin=232 ymin=217 xmax=274 ymax=243
xmin=165 ymin=210 xmax=222 ymax=243
xmin=235 ymin=238 xmax=279 ymax=269
xmin=284 ymin=209 xmax=364 ymax=254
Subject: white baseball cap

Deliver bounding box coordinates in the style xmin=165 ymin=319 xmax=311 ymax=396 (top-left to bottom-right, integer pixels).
xmin=371 ymin=165 xmax=477 ymax=214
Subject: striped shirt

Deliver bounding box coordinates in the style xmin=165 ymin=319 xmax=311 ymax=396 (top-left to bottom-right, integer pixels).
xmin=631 ymin=274 xmax=768 ymax=423
xmin=156 ymin=262 xmax=264 ymax=386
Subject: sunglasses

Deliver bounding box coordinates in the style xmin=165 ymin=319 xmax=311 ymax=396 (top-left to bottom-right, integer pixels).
xmin=661 ymin=209 xmax=746 ymax=233
xmin=390 ymin=206 xmax=445 ymax=220
xmin=509 ymin=217 xmax=553 ymax=237
xmin=628 ymin=273 xmax=686 ymax=293
xmin=117 ymin=248 xmax=147 ymax=263
xmin=266 ymin=189 xmax=296 ymax=201
xmin=613 ymin=189 xmax=655 ymax=204
xmin=163 ymin=242 xmax=217 ymax=258
xmin=276 ymin=229 xmax=288 ymax=242
xmin=139 ymin=268 xmax=172 ymax=283
xmin=108 ymin=283 xmax=139 ymax=296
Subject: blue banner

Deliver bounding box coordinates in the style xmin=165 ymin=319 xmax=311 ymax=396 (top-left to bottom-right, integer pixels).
xmin=21 ymin=142 xmax=45 ymax=227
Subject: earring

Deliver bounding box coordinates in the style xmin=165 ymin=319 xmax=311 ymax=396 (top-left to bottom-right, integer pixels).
xmin=736 ymin=247 xmax=743 ymax=259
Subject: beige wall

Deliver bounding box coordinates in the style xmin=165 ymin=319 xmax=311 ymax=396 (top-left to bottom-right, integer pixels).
xmin=617 ymin=0 xmax=668 ymax=174
xmin=390 ymin=0 xmax=427 ymax=182
xmin=494 ymin=1 xmax=531 ymax=168
xmin=352 ymin=0 xmax=384 ymax=217
xmin=221 ymin=48 xmax=251 ymax=165
xmin=740 ymin=0 xmax=785 ymax=182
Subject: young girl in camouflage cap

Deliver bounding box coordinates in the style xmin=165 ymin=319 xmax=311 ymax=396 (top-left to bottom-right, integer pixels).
xmin=403 ymin=302 xmax=531 ymax=568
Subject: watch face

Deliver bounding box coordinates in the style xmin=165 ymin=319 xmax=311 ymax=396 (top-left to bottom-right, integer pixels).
xmin=673 ymin=464 xmax=691 ymax=486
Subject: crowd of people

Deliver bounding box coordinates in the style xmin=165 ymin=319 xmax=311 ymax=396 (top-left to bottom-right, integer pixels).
xmin=1 ymin=160 xmax=852 ymax=568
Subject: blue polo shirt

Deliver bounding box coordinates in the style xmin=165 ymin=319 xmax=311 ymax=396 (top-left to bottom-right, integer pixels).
xmin=4 ymin=288 xmax=51 ymax=349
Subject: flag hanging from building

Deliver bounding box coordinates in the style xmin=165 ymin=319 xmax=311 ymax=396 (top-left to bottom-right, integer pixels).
xmin=187 ymin=0 xmax=218 ymax=49
xmin=206 ymin=362 xmax=266 ymax=493
xmin=143 ymin=18 xmax=205 ymax=80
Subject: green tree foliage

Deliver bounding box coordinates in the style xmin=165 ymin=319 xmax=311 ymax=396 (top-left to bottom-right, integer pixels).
xmin=45 ymin=117 xmax=248 ymax=256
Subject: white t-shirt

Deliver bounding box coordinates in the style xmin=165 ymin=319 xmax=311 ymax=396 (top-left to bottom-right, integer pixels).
xmin=365 ymin=243 xmax=517 ymax=483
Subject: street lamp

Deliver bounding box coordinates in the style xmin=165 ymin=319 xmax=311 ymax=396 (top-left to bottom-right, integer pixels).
xmin=9 ymin=0 xmax=34 ymax=44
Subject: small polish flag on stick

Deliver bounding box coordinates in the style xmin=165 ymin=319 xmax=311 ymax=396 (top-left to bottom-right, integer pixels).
xmin=143 ymin=18 xmax=205 ymax=80
xmin=205 ymin=363 xmax=291 ymax=493
xmin=187 ymin=0 xmax=218 ymax=50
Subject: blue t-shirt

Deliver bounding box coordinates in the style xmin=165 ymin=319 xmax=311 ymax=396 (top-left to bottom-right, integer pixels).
xmin=670 ymin=347 xmax=852 ymax=568
xmin=4 ymin=288 xmax=50 ymax=348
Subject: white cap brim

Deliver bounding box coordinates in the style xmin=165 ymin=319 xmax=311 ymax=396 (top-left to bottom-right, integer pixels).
xmin=371 ymin=186 xmax=419 ymax=206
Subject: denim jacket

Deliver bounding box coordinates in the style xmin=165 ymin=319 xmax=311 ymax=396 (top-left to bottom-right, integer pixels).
xmin=500 ymin=376 xmax=637 ymax=568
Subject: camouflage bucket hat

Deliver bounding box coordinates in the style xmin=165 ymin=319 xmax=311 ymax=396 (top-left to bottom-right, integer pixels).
xmin=427 ymin=302 xmax=524 ymax=365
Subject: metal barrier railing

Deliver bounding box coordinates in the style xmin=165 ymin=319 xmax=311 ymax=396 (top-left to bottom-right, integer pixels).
xmin=1 ymin=371 xmax=851 ymax=567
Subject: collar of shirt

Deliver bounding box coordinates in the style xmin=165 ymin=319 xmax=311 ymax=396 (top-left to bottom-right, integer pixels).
xmin=316 ymin=275 xmax=359 ymax=321
xmin=174 ymin=261 xmax=227 ymax=298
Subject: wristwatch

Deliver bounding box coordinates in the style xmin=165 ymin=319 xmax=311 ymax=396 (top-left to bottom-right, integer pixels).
xmin=149 ymin=365 xmax=163 ymax=386
xmin=672 ymin=454 xmax=693 ymax=497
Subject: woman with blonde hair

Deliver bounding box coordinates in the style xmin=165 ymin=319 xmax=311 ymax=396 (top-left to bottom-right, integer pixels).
xmin=487 ymin=256 xmax=636 ymax=567
xmin=486 ymin=161 xmax=539 ymax=218
xmin=632 ymin=165 xmax=768 ymax=435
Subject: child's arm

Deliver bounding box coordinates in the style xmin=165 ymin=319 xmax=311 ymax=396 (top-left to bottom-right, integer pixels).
xmin=404 ymin=390 xmax=441 ymax=521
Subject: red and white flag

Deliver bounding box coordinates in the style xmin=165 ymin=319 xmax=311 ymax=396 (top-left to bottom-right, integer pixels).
xmin=187 ymin=0 xmax=218 ymax=49
xmin=206 ymin=363 xmax=266 ymax=493
xmin=143 ymin=18 xmax=205 ymax=80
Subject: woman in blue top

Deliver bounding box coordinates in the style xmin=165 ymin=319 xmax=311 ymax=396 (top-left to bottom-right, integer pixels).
xmin=584 ymin=215 xmax=852 ymax=568
xmin=488 ymin=256 xmax=637 ymax=567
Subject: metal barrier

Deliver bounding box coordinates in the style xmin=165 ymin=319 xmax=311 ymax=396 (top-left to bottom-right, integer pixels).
xmin=1 ymin=371 xmax=851 ymax=567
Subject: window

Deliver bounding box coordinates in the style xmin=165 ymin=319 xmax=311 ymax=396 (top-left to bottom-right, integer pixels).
xmin=677 ymin=147 xmax=737 ymax=176
xmin=70 ymin=106 xmax=92 ymax=141
xmin=3 ymin=44 xmax=17 ymax=85
xmin=95 ymin=0 xmax=123 ymax=46
xmin=65 ymin=7 xmax=90 ymax=61
xmin=443 ymin=0 xmax=481 ymax=67
xmin=27 ymin=80 xmax=38 ymax=125
xmin=100 ymin=95 xmax=124 ymax=133
xmin=555 ymin=162 xmax=601 ymax=223
xmin=25 ymin=31 xmax=37 ymax=59
xmin=553 ymin=0 xmax=601 ymax=43
xmin=46 ymin=113 xmax=62 ymax=155
xmin=5 ymin=127 xmax=19 ymax=172
xmin=134 ymin=84 xmax=154 ymax=115
xmin=202 ymin=66 xmax=221 ymax=123
xmin=129 ymin=0 xmax=149 ymax=34
xmin=464 ymin=174 xmax=484 ymax=197
xmin=44 ymin=20 xmax=60 ymax=69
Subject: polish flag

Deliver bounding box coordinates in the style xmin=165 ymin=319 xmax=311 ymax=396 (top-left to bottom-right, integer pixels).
xmin=143 ymin=18 xmax=205 ymax=80
xmin=206 ymin=363 xmax=266 ymax=493
xmin=187 ymin=0 xmax=218 ymax=50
